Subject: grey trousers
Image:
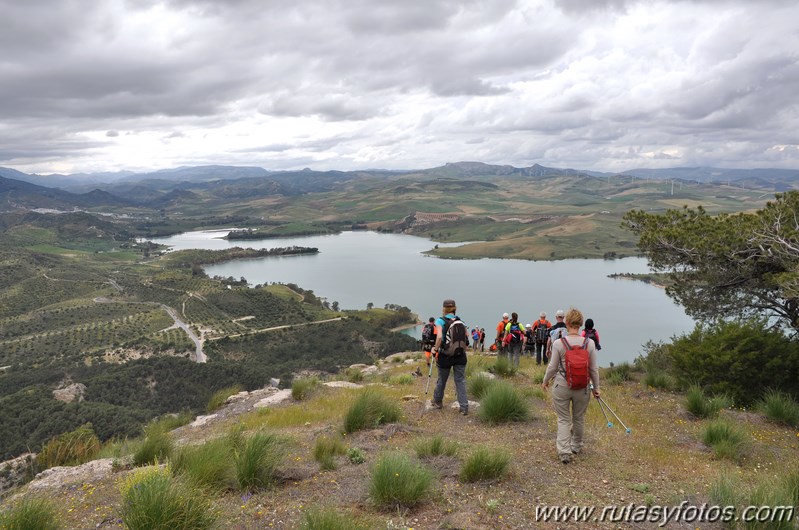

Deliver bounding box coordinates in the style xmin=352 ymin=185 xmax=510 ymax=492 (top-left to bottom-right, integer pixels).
xmin=551 ymin=380 xmax=591 ymax=456
xmin=433 ymin=363 xmax=468 ymax=411
xmin=508 ymin=342 xmax=523 ymax=368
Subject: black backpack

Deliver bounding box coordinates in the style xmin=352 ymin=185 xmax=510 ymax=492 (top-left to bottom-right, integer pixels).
xmin=441 ymin=316 xmax=469 ymax=356
xmin=535 ymin=322 xmax=549 ymax=343
xmin=421 ymin=323 xmax=434 ymax=343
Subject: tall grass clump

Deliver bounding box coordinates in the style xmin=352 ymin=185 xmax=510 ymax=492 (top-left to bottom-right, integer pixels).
xmin=343 ymin=389 xmax=402 ymax=434
xmin=133 ymin=423 xmax=175 ymax=467
xmin=368 ymin=452 xmax=433 ymax=510
xmin=313 ymin=435 xmax=346 ymax=470
xmin=413 ymin=434 xmax=459 ymax=458
xmin=478 ymin=381 xmax=530 ymax=424
xmin=292 ymin=377 xmax=320 ymax=401
xmin=171 ymin=437 xmax=234 ymax=490
xmin=207 ymin=384 xmax=244 ymax=412
xmin=701 ymin=419 xmax=747 ymax=462
xmin=344 ymin=367 xmax=364 ymax=383
xmin=491 ymin=357 xmax=517 ymax=378
xmin=468 ymin=372 xmax=496 ymax=401
xmin=298 ymin=506 xmax=368 ymax=530
xmin=709 ymin=471 xmax=741 ymax=510
xmin=0 ymin=497 xmax=60 ymax=530
xmin=120 ymin=465 xmax=217 ymax=530
xmin=460 ymin=446 xmax=511 ymax=483
xmin=757 ymin=389 xmax=799 ymax=427
xmin=685 ymin=384 xmax=732 ymax=419
xmin=642 ymin=370 xmax=672 ymax=390
xmin=465 ymin=356 xmax=489 ymax=377
xmin=37 ymin=423 xmax=101 ymax=470
xmin=746 ymin=476 xmax=799 ymax=530
xmin=389 ymin=374 xmax=414 ymax=386
xmin=234 ymin=430 xmax=285 ymax=491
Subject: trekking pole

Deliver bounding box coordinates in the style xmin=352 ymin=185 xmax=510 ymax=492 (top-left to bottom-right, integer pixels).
xmin=598 ymin=396 xmax=631 ymax=434
xmin=424 ymin=351 xmax=435 ymax=394
xmin=590 ymin=383 xmax=613 ymax=428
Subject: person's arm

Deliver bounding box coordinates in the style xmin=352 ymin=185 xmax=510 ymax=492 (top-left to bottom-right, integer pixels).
xmin=521 ymin=324 xmax=527 ymax=344
xmin=542 ymin=343 xmax=561 ymax=388
xmin=433 ymin=322 xmax=443 ymax=354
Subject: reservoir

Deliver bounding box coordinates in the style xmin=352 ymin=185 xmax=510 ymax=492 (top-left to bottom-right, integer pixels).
xmin=151 ymin=230 xmax=695 ymax=366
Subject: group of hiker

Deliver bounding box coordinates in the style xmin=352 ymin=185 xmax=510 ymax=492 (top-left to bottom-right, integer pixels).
xmin=421 ymin=299 xmax=602 ymax=465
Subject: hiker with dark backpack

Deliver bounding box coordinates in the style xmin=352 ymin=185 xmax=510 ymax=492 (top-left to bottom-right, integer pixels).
xmin=545 ymin=309 xmax=567 ymax=364
xmin=581 ymin=318 xmax=602 ymax=351
xmin=503 ymin=312 xmax=526 ymax=368
xmin=524 ymin=324 xmax=536 ymax=358
xmin=421 ymin=317 xmax=436 ymax=366
xmin=431 ymin=299 xmax=470 ymax=415
xmin=542 ymin=308 xmax=600 ymax=464
xmin=532 ymin=312 xmax=551 ymax=365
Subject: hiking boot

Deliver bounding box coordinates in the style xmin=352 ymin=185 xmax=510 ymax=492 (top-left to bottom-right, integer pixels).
xmin=459 ymin=408 xmax=468 ymax=416
xmin=559 ymin=454 xmax=571 ymax=464
xmin=431 ymin=400 xmax=443 ymax=409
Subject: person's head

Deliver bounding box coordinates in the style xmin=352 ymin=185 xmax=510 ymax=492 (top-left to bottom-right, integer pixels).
xmin=584 ymin=318 xmax=594 ymax=330
xmin=564 ymin=308 xmax=584 ymax=330
xmin=480 ymin=327 xmax=484 ymax=332
xmin=502 ymin=312 xmax=509 ymax=321
xmin=555 ymin=309 xmax=565 ymax=321
xmin=442 ymin=298 xmax=456 ymax=315
xmin=428 ymin=317 xmax=435 ymax=323
xmin=539 ymin=311 xmax=546 ymax=320
xmin=511 ymin=312 xmax=518 ymax=322
xmin=527 ymin=323 xmax=532 ymax=328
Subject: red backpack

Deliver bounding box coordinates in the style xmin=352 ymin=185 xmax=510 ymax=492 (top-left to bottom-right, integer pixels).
xmin=560 ymin=338 xmax=591 ymax=389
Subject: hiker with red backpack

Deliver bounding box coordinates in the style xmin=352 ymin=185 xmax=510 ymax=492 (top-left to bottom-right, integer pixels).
xmin=542 ymin=307 xmax=600 ymax=464
xmin=503 ymin=312 xmax=526 ymax=368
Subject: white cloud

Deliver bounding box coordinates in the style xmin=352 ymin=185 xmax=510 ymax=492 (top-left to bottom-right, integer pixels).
xmin=0 ymin=0 xmax=797 ymax=174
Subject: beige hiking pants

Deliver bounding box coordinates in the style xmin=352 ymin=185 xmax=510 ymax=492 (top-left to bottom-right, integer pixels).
xmin=551 ymin=379 xmax=591 ymax=457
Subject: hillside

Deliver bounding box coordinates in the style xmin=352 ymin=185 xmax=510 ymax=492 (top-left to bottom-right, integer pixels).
xmin=2 ymin=355 xmax=797 ymax=529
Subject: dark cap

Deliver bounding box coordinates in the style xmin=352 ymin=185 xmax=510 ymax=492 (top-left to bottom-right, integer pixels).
xmin=442 ymin=298 xmax=456 ymax=308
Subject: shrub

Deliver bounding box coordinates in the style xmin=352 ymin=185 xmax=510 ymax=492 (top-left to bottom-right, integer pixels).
xmin=603 ymin=363 xmax=632 ymax=385
xmin=701 ymin=419 xmax=747 ymax=462
xmin=234 ymin=430 xmax=285 ymax=490
xmin=207 ymin=384 xmax=243 ymax=412
xmin=343 ymin=389 xmax=402 ymax=434
xmin=313 ymin=435 xmax=346 ymax=470
xmin=120 ymin=465 xmax=216 ymax=530
xmin=491 ymin=357 xmax=517 ymax=378
xmin=172 ymin=437 xmax=234 ymax=490
xmin=413 ymin=434 xmax=459 ymax=458
xmin=460 ymin=446 xmax=511 ymax=483
xmin=292 ymin=377 xmax=320 ymax=401
xmin=468 ymin=372 xmax=496 ymax=401
xmin=0 ymin=497 xmax=60 ymax=530
xmin=642 ymin=370 xmax=671 ymax=390
xmin=757 ymin=389 xmax=799 ymax=427
xmin=478 ymin=381 xmax=530 ymax=424
xmin=634 ymin=340 xmax=672 ymax=373
xmin=37 ymin=423 xmax=101 ymax=470
xmin=670 ymin=321 xmax=799 ymax=405
xmin=347 ymin=447 xmax=365 ymax=465
xmin=685 ymin=384 xmax=732 ymax=419
xmin=344 ymin=367 xmax=364 ymax=383
xmin=369 ymin=452 xmax=433 ymax=510
xmin=298 ymin=506 xmax=368 ymax=530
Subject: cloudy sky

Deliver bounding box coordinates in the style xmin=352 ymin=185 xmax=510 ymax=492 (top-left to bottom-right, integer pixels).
xmin=1 ymin=0 xmax=798 ymax=175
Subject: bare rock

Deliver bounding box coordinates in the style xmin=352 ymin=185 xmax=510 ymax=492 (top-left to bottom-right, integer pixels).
xmin=450 ymin=400 xmax=480 ymax=410
xmin=53 ymin=383 xmax=87 ymax=403
xmin=191 ymin=414 xmax=218 ymax=427
xmin=254 ymin=389 xmax=292 ymax=408
xmin=28 ymin=458 xmax=115 ymax=490
xmin=360 ymin=365 xmax=379 ymax=375
xmin=323 ymin=381 xmax=363 ymax=389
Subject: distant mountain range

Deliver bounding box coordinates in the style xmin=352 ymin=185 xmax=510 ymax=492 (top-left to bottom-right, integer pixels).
xmin=1 ymin=162 xmax=797 ymax=212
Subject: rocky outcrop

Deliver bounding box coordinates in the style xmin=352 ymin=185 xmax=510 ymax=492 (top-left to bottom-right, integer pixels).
xmin=53 ymin=383 xmax=86 ymax=403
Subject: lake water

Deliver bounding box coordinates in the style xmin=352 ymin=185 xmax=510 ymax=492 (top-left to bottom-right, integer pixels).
xmin=151 ymin=230 xmax=696 ymax=366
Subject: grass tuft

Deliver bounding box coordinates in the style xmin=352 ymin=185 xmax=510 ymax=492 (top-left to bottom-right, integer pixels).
xmin=207 ymin=384 xmax=244 ymax=412
xmin=602 ymin=362 xmax=632 ymax=386
xmin=0 ymin=497 xmax=60 ymax=530
xmin=413 ymin=434 xmax=459 ymax=458
xmin=343 ymin=389 xmax=403 ymax=434
xmin=389 ymin=374 xmax=414 ymax=386
xmin=491 ymin=356 xmax=517 ymax=378
xmin=120 ymin=465 xmax=217 ymax=530
xmin=478 ymin=381 xmax=531 ymax=424
xmin=298 ymin=506 xmax=368 ymax=530
xmin=468 ymin=372 xmax=496 ymax=401
xmin=347 ymin=447 xmax=366 ymax=465
xmin=292 ymin=377 xmax=321 ymax=401
xmin=133 ymin=424 xmax=174 ymax=467
xmin=685 ymin=384 xmax=732 ymax=419
xmin=757 ymin=389 xmax=799 ymax=427
xmin=369 ymin=452 xmax=433 ymax=510
xmin=171 ymin=437 xmax=234 ymax=491
xmin=313 ymin=435 xmax=346 ymax=470
xmin=701 ymin=418 xmax=747 ymax=462
xmin=234 ymin=430 xmax=285 ymax=491
xmin=37 ymin=423 xmax=101 ymax=470
xmin=642 ymin=370 xmax=672 ymax=390
xmin=460 ymin=446 xmax=511 ymax=483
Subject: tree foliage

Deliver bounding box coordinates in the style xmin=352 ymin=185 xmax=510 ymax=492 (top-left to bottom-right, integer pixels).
xmin=623 ymin=191 xmax=799 ymax=331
